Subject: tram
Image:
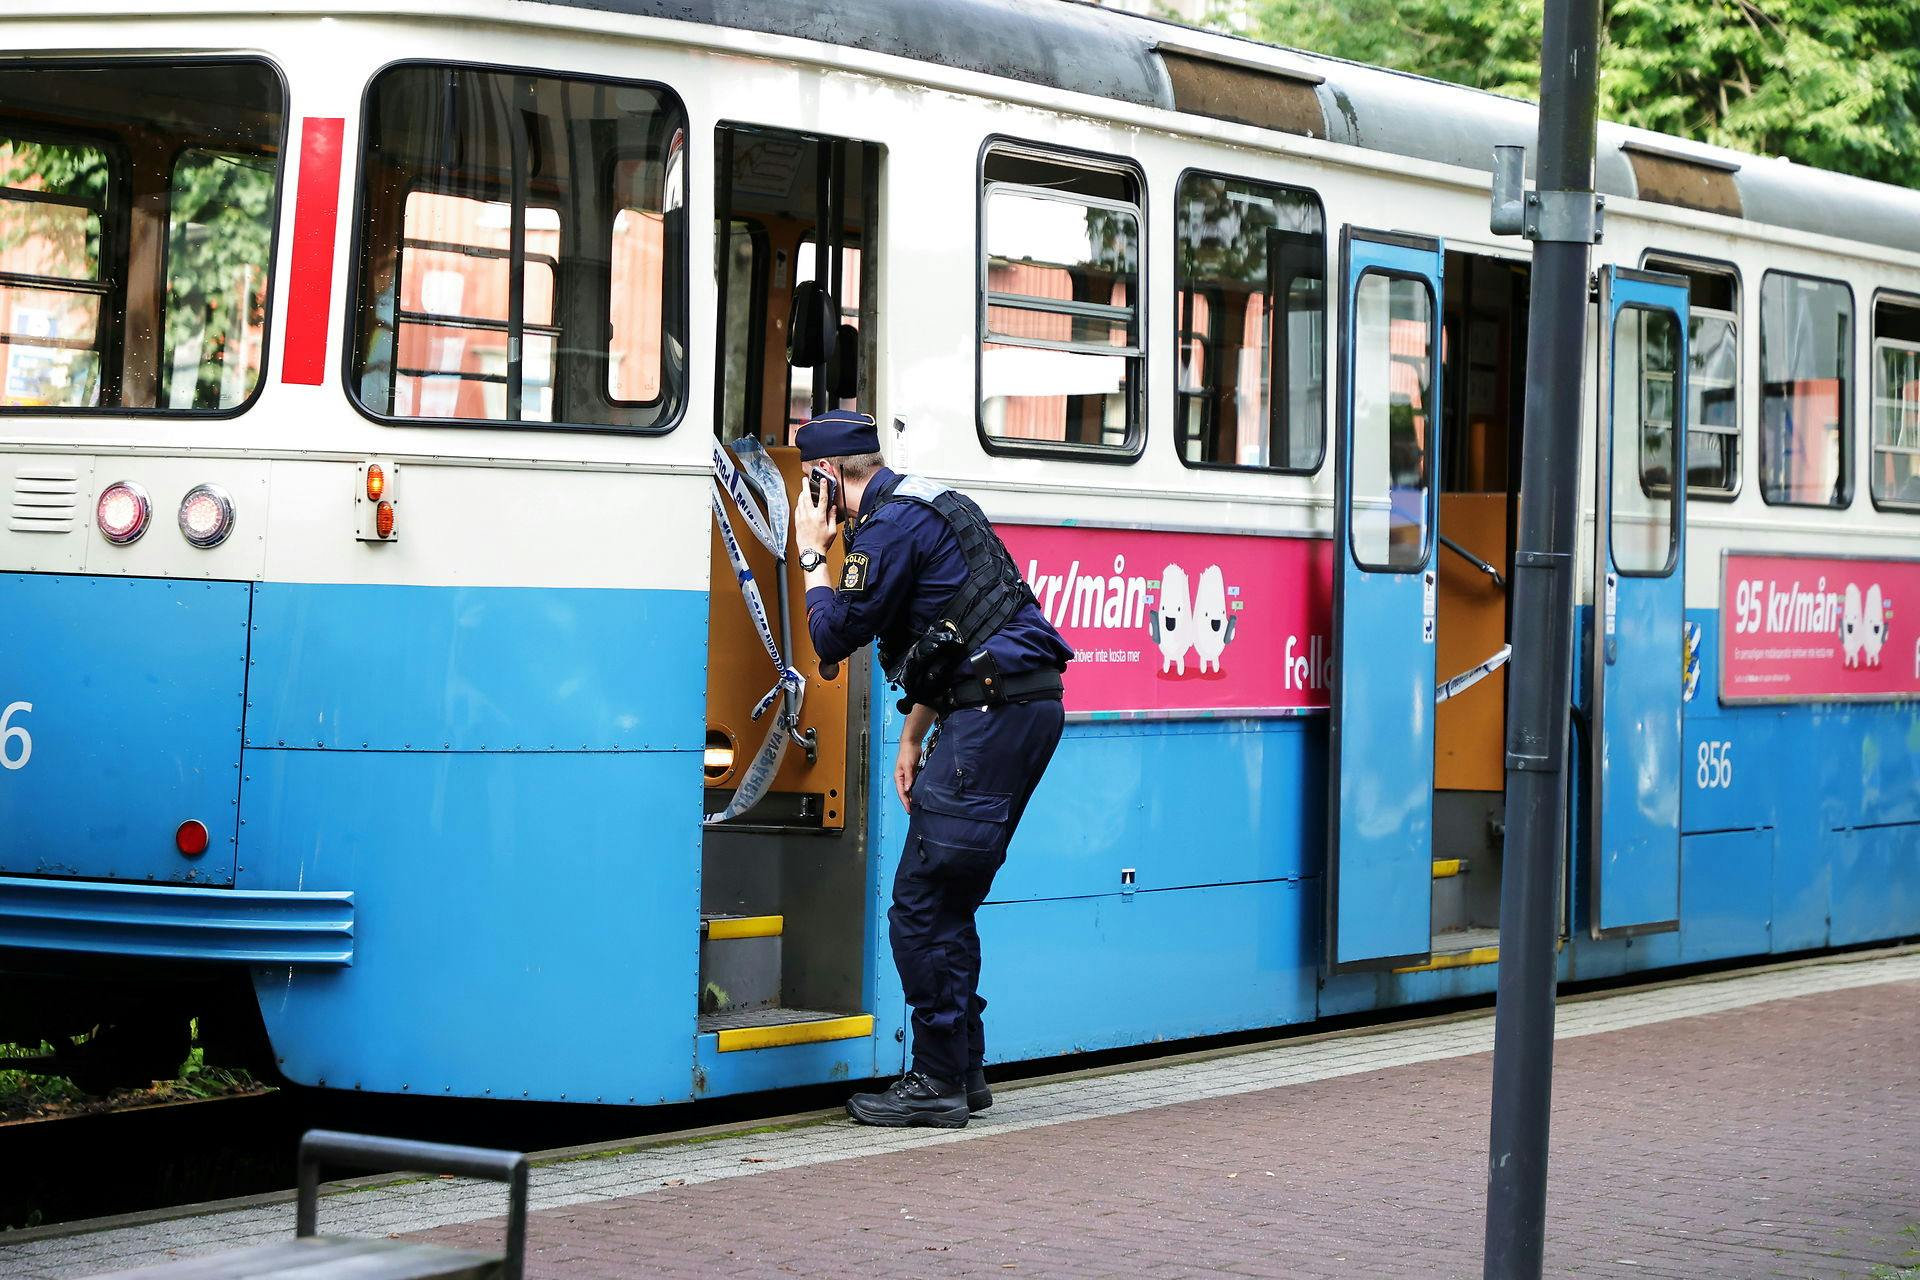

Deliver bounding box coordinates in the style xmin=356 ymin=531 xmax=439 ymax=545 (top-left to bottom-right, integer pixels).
xmin=1 ymin=0 xmax=1915 ymax=1102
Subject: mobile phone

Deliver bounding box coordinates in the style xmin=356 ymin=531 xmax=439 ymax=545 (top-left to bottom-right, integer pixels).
xmin=807 ymin=467 xmax=837 ymax=508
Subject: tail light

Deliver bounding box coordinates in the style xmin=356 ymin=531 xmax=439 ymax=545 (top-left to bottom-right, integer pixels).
xmin=96 ymin=480 xmax=152 ymax=544
xmin=178 ymin=483 xmax=236 ymax=548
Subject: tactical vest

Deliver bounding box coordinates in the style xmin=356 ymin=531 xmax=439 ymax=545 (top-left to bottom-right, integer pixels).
xmin=855 ymin=473 xmax=1034 ymax=688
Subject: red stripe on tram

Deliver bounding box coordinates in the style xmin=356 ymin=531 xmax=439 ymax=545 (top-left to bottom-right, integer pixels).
xmin=280 ymin=117 xmax=346 ymax=386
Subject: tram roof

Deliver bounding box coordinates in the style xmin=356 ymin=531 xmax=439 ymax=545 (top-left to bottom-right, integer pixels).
xmin=543 ymin=0 xmax=1920 ymax=257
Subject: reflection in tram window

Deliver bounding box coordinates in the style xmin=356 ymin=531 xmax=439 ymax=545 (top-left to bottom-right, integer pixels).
xmin=1613 ymin=306 xmax=1678 ymax=575
xmin=787 ymin=237 xmax=861 ymax=428
xmin=1349 ymin=272 xmax=1433 ymax=571
xmin=1174 ymin=172 xmax=1325 ymax=471
xmin=979 ymin=146 xmax=1141 ymax=453
xmin=1759 ymin=271 xmax=1852 ymax=507
xmin=163 ymin=150 xmax=276 ymax=410
xmin=0 ymin=60 xmax=282 ymax=414
xmin=1642 ymin=258 xmax=1740 ymax=496
xmin=1870 ymin=296 xmax=1920 ymax=511
xmin=349 ymin=66 xmax=686 ymax=430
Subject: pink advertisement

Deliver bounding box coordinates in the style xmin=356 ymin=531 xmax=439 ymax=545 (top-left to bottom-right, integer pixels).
xmin=996 ymin=523 xmax=1334 ymax=716
xmin=1720 ymin=553 xmax=1920 ymax=702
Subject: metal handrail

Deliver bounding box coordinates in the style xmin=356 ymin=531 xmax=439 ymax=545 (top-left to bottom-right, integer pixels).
xmin=1438 ymin=533 xmax=1506 ymax=590
xmin=296 ymin=1130 xmax=528 ymax=1280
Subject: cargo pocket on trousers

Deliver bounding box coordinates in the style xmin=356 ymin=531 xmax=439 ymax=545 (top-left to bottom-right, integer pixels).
xmin=911 ymin=776 xmax=1012 ymax=879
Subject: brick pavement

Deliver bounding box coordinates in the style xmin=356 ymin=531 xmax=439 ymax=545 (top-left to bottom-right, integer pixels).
xmin=10 ymin=950 xmax=1917 ymax=1278
xmin=410 ymin=976 xmax=1918 ymax=1279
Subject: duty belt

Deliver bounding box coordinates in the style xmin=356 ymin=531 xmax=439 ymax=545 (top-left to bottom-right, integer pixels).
xmin=941 ymin=667 xmax=1065 ymax=712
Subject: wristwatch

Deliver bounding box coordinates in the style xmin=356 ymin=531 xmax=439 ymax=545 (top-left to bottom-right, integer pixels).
xmin=798 ymin=547 xmax=826 ymax=572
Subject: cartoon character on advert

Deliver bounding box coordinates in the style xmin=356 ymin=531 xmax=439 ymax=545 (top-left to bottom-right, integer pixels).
xmin=1863 ymin=584 xmax=1887 ymax=667
xmin=1192 ymin=565 xmax=1237 ymax=673
xmin=1152 ymin=563 xmax=1193 ymax=674
xmin=1841 ymin=583 xmax=1889 ymax=669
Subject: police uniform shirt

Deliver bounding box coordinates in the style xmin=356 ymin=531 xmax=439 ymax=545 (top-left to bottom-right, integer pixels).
xmin=805 ymin=467 xmax=1074 ymax=679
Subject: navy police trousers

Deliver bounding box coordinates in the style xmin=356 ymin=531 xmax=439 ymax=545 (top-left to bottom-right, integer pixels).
xmin=891 ymin=694 xmax=1065 ymax=1085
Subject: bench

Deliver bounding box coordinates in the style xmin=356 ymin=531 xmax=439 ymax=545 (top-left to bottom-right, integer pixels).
xmin=90 ymin=1130 xmax=527 ymax=1279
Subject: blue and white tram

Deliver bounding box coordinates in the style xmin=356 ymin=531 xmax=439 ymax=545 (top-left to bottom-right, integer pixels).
xmin=1 ymin=0 xmax=1915 ymax=1102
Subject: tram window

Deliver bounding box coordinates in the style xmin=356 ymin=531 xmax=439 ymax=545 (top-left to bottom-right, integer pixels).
xmin=0 ymin=60 xmax=283 ymax=415
xmin=1870 ymin=296 xmax=1920 ymax=511
xmin=979 ymin=145 xmax=1142 ymax=455
xmin=715 ymin=220 xmax=766 ymax=443
xmin=1758 ymin=271 xmax=1852 ymax=507
xmin=349 ymin=66 xmax=687 ymax=432
xmin=1641 ymin=257 xmax=1739 ymax=497
xmin=1348 ymin=272 xmax=1434 ymax=572
xmin=1173 ymin=172 xmax=1325 ymax=472
xmin=1612 ymin=306 xmax=1680 ymax=575
xmin=162 ymin=150 xmax=276 ymax=410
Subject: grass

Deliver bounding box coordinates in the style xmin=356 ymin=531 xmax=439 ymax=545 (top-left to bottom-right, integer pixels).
xmin=0 ymin=1023 xmax=266 ymax=1122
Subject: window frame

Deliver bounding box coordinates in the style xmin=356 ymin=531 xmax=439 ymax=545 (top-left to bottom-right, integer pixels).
xmin=974 ymin=134 xmax=1146 ymax=465
xmin=1639 ymin=251 xmax=1742 ymax=502
xmin=1344 ymin=264 xmax=1439 ymax=576
xmin=1608 ymin=301 xmax=1684 ymax=579
xmin=1868 ymin=287 xmax=1920 ymax=515
xmin=341 ymin=58 xmax=690 ymax=437
xmin=1756 ymin=267 xmax=1855 ymax=510
xmin=0 ymin=55 xmax=287 ymax=420
xmin=711 ymin=216 xmax=769 ymax=444
xmin=1170 ymin=166 xmax=1328 ymax=477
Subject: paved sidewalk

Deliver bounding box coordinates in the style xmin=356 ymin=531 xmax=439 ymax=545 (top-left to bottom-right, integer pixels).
xmin=9 ymin=950 xmax=1918 ymax=1278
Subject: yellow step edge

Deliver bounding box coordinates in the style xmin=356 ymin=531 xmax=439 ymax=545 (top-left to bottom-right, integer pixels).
xmin=714 ymin=1014 xmax=874 ymax=1053
xmin=704 ymin=914 xmax=784 ymax=941
xmin=1431 ymin=858 xmax=1465 ymax=879
xmin=1393 ymin=945 xmax=1500 ymax=974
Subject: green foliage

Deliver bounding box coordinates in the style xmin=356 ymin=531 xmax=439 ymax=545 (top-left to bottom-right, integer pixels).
xmin=1237 ymin=0 xmax=1920 ymax=187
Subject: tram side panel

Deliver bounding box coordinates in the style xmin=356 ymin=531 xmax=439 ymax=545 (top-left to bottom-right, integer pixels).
xmin=234 ymin=462 xmax=713 ymax=1104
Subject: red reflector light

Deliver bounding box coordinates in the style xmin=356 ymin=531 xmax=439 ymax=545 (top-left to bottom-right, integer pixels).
xmin=375 ymin=500 xmax=395 ymax=539
xmin=366 ymin=463 xmax=385 ymax=500
xmin=175 ymin=820 xmax=210 ymax=857
xmin=96 ymin=480 xmax=151 ymax=544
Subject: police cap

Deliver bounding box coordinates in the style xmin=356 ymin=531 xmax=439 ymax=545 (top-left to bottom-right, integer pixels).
xmin=796 ymin=410 xmax=880 ymax=461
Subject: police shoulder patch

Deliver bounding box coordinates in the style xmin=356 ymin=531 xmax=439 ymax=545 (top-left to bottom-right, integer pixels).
xmin=840 ymin=551 xmax=871 ymax=593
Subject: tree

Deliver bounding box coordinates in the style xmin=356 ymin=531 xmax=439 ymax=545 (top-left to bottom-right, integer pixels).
xmin=1234 ymin=0 xmax=1920 ymax=188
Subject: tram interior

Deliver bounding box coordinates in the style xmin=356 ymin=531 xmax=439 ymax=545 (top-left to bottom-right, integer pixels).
xmin=699 ymin=126 xmax=881 ymax=1033
xmin=1429 ymin=250 xmax=1530 ymax=957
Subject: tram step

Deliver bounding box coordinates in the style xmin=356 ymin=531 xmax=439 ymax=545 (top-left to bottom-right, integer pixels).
xmin=697 ymin=1006 xmax=875 ymax=1053
xmin=1432 ymin=858 xmax=1469 ymax=879
xmin=1392 ymin=926 xmax=1501 ymax=974
xmin=699 ymin=915 xmax=784 ymax=1016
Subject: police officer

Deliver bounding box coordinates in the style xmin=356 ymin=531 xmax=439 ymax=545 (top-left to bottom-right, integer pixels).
xmin=792 ymin=410 xmax=1071 ymax=1129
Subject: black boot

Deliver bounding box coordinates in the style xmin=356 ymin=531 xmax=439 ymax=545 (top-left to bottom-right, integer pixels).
xmin=846 ymin=1071 xmax=969 ymax=1129
xmin=966 ymin=1066 xmax=992 ymax=1113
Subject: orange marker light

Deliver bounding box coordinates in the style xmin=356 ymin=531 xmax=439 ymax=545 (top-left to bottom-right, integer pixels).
xmin=366 ymin=463 xmax=386 ymax=500
xmin=375 ymin=500 xmax=395 ymax=539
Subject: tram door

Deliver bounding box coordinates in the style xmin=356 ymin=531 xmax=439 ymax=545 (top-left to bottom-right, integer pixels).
xmin=1326 ymin=230 xmax=1445 ymax=972
xmin=1589 ymin=267 xmax=1690 ymax=937
xmin=697 ymin=126 xmax=883 ymax=1039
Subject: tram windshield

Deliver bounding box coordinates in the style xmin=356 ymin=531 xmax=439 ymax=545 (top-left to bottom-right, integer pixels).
xmin=0 ymin=60 xmax=282 ymax=414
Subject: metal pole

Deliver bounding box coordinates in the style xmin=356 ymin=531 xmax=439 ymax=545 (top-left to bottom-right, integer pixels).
xmin=1483 ymin=0 xmax=1602 ymax=1275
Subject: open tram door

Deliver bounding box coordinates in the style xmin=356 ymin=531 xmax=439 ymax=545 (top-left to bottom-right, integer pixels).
xmin=1588 ymin=267 xmax=1690 ymax=937
xmin=697 ymin=124 xmax=884 ymax=1056
xmin=1326 ymin=230 xmax=1445 ymax=972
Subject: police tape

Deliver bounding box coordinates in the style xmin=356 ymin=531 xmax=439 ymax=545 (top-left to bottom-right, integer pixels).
xmin=705 ymin=440 xmax=813 ymax=825
xmin=711 ymin=437 xmax=781 ymax=557
xmin=710 ymin=482 xmax=784 ymax=673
